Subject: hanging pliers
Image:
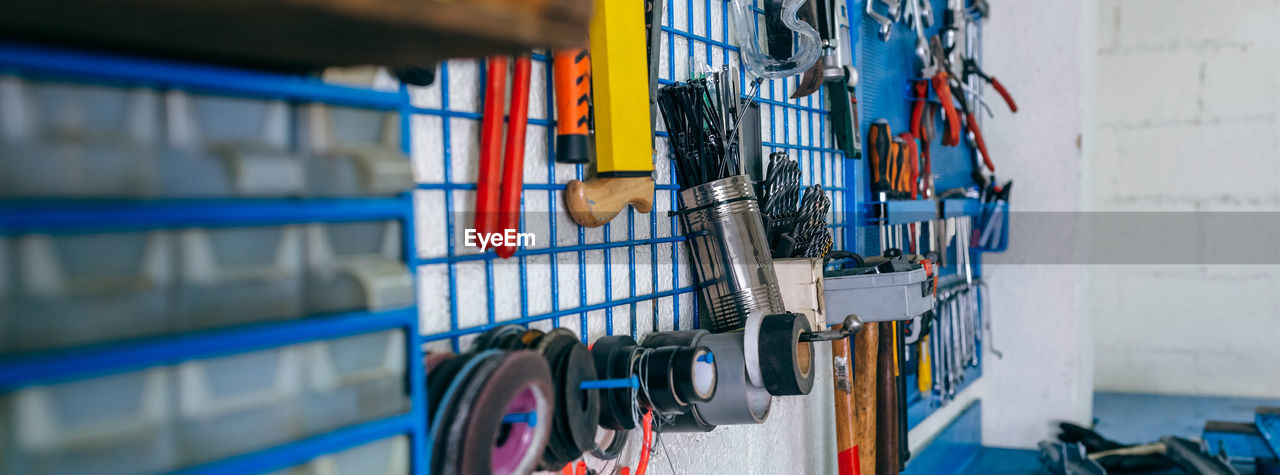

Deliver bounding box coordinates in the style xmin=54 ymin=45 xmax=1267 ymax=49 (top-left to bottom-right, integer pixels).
xmin=962 ymin=58 xmax=1017 ymax=113
xmin=947 ymin=78 xmax=994 ymax=174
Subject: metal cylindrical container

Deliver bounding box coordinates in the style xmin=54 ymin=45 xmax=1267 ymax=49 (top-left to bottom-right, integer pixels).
xmin=679 ymin=174 xmax=785 ymax=332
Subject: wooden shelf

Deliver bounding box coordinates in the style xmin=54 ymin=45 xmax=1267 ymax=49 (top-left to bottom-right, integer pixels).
xmin=2 ymin=0 xmax=592 ymax=70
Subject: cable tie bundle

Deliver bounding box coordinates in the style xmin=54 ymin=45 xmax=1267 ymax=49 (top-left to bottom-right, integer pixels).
xmin=657 ymin=67 xmax=762 ymax=191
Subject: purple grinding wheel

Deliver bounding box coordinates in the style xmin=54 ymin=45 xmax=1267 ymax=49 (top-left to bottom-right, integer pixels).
xmin=455 ymin=350 xmax=555 ymax=475
xmin=490 ymin=385 xmax=547 ymax=473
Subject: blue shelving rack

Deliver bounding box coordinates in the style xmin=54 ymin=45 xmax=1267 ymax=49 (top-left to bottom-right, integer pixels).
xmin=0 ymin=42 xmax=428 ymax=474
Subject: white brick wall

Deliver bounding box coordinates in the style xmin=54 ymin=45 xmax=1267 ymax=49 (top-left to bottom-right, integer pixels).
xmin=1092 ymin=0 xmax=1280 ymax=398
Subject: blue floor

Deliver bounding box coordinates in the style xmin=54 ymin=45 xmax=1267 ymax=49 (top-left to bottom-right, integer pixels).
xmin=948 ymin=392 xmax=1280 ymax=474
xmin=959 ymin=447 xmax=1043 ymax=474
xmin=1093 ymin=391 xmax=1280 ymax=445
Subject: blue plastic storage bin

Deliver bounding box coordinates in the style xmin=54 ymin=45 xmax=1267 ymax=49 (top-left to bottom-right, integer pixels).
xmin=1 ymin=368 xmax=176 ymax=475
xmin=0 ymin=76 xmax=160 ymax=198
xmin=176 ymin=224 xmax=304 ymax=331
xmin=3 ymin=231 xmax=174 ymax=353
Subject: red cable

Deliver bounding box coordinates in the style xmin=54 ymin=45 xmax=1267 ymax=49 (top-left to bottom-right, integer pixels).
xmin=637 ymin=411 xmax=653 ymax=475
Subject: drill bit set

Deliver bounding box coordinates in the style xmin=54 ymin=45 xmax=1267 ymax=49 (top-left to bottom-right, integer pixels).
xmin=759 ymin=152 xmax=833 ymax=259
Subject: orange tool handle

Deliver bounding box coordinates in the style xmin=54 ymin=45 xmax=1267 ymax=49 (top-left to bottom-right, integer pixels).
xmin=495 ymin=56 xmax=533 ymax=259
xmin=898 ymin=132 xmax=919 ymax=200
xmin=553 ymin=48 xmax=592 ymax=164
xmin=910 ymin=80 xmax=928 ymax=140
xmin=966 ymin=112 xmax=996 ymax=172
xmin=933 ymin=72 xmax=962 ymax=146
xmin=990 ymin=77 xmax=1018 ymax=113
xmin=475 ymin=55 xmax=508 ymax=237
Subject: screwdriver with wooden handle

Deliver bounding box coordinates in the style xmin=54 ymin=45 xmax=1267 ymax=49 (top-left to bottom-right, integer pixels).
xmin=565 ymin=0 xmax=655 ymax=228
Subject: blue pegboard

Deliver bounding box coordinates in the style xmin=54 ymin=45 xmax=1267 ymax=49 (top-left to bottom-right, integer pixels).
xmin=410 ymin=0 xmax=853 ymax=358
xmin=850 ymin=0 xmax=993 ymax=430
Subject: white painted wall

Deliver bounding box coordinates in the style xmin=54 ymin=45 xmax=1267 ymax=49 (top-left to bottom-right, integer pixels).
xmin=973 ymin=0 xmax=1096 ymax=449
xmin=1091 ymin=0 xmax=1280 ymax=398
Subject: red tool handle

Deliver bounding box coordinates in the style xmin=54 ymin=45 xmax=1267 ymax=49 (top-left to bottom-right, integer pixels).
xmin=918 ymin=102 xmax=935 ymax=192
xmin=989 ymin=76 xmax=1018 ymax=113
xmin=910 ymin=80 xmax=928 ymax=140
xmin=495 ymin=56 xmax=533 ymax=259
xmin=475 ymin=56 xmax=508 ymax=237
xmin=966 ymin=112 xmax=996 ymax=172
xmin=933 ymin=72 xmax=962 ymax=146
xmin=898 ymin=132 xmax=919 ymax=200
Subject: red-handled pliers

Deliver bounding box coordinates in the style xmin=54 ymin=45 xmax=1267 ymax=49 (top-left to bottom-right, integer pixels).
xmin=947 ymin=76 xmax=995 ymax=173
xmin=475 ymin=54 xmax=533 ymax=258
xmin=963 ymin=58 xmax=1017 ymax=113
xmin=927 ymin=36 xmax=963 ymax=147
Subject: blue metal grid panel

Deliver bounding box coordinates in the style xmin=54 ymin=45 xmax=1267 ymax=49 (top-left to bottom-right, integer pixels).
xmin=412 ymin=0 xmax=852 ymax=354
xmin=854 ymin=0 xmax=982 ymax=259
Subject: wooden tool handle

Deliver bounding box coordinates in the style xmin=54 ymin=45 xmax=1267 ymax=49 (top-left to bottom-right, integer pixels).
xmin=876 ymin=321 xmax=899 ymax=475
xmin=853 ymin=323 xmax=880 ymax=475
xmin=565 ymin=176 xmax=654 ymax=228
xmin=831 ymin=326 xmax=861 ymax=475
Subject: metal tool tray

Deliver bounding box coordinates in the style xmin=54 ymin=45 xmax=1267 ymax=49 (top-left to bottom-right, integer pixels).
xmin=823 ymin=267 xmax=934 ymax=324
